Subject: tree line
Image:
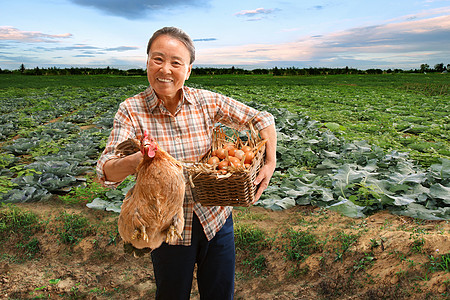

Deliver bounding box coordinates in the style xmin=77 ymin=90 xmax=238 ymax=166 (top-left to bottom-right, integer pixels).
xmin=0 ymin=63 xmax=448 ymax=76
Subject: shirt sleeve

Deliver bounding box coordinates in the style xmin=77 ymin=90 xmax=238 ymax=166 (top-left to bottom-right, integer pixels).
xmin=96 ymin=101 xmax=137 ymax=188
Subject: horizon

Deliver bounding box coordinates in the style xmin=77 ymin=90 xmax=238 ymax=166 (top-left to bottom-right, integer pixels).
xmin=1 ymin=0 xmax=449 ymax=71
xmin=3 ymin=64 xmax=447 ymax=72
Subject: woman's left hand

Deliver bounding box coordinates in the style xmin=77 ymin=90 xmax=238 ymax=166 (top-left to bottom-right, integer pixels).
xmin=253 ymin=162 xmax=276 ymax=203
xmin=252 ymin=124 xmax=277 ymax=203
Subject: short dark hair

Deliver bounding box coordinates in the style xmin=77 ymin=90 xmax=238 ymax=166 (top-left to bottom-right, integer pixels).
xmin=146 ymin=27 xmax=195 ymax=64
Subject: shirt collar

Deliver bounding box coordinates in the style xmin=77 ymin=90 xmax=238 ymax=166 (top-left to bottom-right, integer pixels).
xmin=144 ymin=85 xmax=195 ymax=113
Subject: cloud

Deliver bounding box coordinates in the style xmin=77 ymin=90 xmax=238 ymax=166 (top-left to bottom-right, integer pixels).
xmin=196 ymin=14 xmax=450 ymax=69
xmin=69 ymin=0 xmax=209 ymax=19
xmin=54 ymin=45 xmax=101 ymax=51
xmin=105 ymin=46 xmax=140 ymax=51
xmin=193 ymin=38 xmax=217 ymax=42
xmin=235 ymin=7 xmax=275 ymax=17
xmin=0 ymin=26 xmax=72 ymax=43
xmin=27 ymin=44 xmax=138 ymax=54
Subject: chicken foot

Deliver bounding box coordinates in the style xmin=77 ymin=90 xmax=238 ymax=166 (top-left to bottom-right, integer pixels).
xmin=131 ymin=210 xmax=149 ymax=242
xmin=165 ymin=214 xmax=183 ymax=243
xmin=131 ymin=225 xmax=149 ymax=242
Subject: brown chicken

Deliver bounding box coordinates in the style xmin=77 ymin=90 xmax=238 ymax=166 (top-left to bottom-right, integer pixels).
xmin=115 ymin=132 xmax=185 ymax=252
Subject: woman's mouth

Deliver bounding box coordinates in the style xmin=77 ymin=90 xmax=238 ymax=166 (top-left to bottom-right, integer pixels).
xmin=157 ymin=78 xmax=173 ymax=83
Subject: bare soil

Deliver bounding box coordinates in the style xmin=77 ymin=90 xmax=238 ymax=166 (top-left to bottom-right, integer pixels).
xmin=1 ymin=198 xmax=450 ymax=299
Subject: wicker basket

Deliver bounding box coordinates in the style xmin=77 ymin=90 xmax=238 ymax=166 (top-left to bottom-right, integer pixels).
xmin=187 ymin=124 xmax=266 ymax=207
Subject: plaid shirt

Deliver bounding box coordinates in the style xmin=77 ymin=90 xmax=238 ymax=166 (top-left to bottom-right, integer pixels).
xmin=96 ymin=85 xmax=274 ymax=245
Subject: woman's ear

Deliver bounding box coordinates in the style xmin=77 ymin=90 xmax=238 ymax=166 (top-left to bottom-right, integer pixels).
xmin=186 ymin=64 xmax=193 ymax=80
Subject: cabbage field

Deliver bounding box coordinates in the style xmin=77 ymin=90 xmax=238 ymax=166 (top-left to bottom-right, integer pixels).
xmin=0 ymin=73 xmax=449 ymax=220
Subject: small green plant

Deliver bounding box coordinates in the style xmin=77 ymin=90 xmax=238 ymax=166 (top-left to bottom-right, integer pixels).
xmin=353 ymin=252 xmax=376 ymax=273
xmin=0 ymin=175 xmax=17 ymax=194
xmin=346 ymin=181 xmax=382 ymax=207
xmin=17 ymin=237 xmax=41 ymax=259
xmin=31 ymin=139 xmax=63 ymax=157
xmin=59 ymin=178 xmax=109 ymax=205
xmin=10 ymin=165 xmax=42 ymax=178
xmin=0 ymin=203 xmax=41 ymax=239
xmin=409 ymin=233 xmax=425 ymax=254
xmin=429 ymin=253 xmax=450 ymax=272
xmin=54 ymin=211 xmax=94 ymax=245
xmin=334 ymin=231 xmax=359 ymax=261
xmin=107 ymin=229 xmax=119 ymax=246
xmin=242 ymin=254 xmax=267 ymax=276
xmin=234 ymin=223 xmax=269 ymax=277
xmin=0 ymin=204 xmax=43 ymax=260
xmin=441 ymin=253 xmax=450 ymax=272
xmin=369 ymin=238 xmax=380 ymax=249
xmin=234 ymin=223 xmax=268 ymax=254
xmin=282 ymin=229 xmax=322 ymax=263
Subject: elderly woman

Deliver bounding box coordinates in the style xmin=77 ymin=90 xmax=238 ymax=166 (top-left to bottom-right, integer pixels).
xmin=97 ymin=27 xmax=277 ymax=299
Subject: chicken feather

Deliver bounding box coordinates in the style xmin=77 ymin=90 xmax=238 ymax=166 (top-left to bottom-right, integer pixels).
xmin=116 ymin=136 xmax=185 ymax=251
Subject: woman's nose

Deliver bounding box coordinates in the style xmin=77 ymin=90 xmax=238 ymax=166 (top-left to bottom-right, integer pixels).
xmin=160 ymin=62 xmax=171 ymax=74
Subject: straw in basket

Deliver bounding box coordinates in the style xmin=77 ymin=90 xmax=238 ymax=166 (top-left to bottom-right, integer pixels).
xmin=187 ymin=122 xmax=267 ymax=207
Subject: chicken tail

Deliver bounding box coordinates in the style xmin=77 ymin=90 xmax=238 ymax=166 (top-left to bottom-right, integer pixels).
xmin=115 ymin=138 xmax=141 ymax=156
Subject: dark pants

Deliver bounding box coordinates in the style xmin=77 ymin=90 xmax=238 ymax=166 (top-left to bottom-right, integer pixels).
xmin=151 ymin=213 xmax=235 ymax=300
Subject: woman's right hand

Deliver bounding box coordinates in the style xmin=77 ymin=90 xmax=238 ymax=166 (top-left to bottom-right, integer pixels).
xmin=103 ymin=151 xmax=143 ymax=183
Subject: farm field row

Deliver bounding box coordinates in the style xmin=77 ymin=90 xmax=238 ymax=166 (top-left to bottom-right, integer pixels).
xmin=0 ymin=73 xmax=448 ymax=220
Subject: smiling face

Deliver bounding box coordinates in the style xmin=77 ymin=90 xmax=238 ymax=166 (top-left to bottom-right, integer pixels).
xmin=147 ymin=34 xmax=192 ymax=105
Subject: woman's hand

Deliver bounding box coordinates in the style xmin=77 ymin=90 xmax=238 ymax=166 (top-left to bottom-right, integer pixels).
xmin=253 ymin=162 xmax=276 ymax=202
xmin=252 ymin=124 xmax=277 ymax=203
xmin=104 ymin=151 xmax=143 ymax=183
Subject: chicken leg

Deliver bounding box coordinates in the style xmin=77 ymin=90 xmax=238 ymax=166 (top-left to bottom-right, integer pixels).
xmin=165 ymin=214 xmax=183 ymax=243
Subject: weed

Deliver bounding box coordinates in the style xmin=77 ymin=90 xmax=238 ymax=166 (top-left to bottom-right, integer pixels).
xmin=352 ymin=252 xmax=376 ymax=273
xmin=234 ymin=207 xmax=268 ymax=221
xmin=282 ymin=229 xmax=322 ymax=263
xmin=17 ymin=237 xmax=41 ymax=259
xmin=10 ymin=165 xmax=42 ymax=178
xmin=59 ymin=177 xmax=109 ymax=205
xmin=0 ymin=175 xmax=17 ymax=194
xmin=107 ymin=229 xmax=119 ymax=246
xmin=242 ymin=254 xmax=267 ymax=276
xmin=409 ymin=233 xmax=425 ymax=254
xmin=345 ymin=180 xmax=382 ymax=207
xmin=428 ymin=253 xmax=450 ymax=272
xmin=234 ymin=223 xmax=268 ymax=254
xmin=334 ymin=231 xmax=359 ymax=261
xmin=54 ymin=211 xmax=95 ymax=245
xmin=369 ymin=238 xmax=380 ymax=249
xmin=0 ymin=204 xmax=43 ymax=260
xmin=0 ymin=204 xmax=40 ymax=236
xmin=234 ymin=223 xmax=269 ymax=277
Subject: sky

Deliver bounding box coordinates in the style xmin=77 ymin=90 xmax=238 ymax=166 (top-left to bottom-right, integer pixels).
xmin=1 ymin=0 xmax=449 ymax=70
